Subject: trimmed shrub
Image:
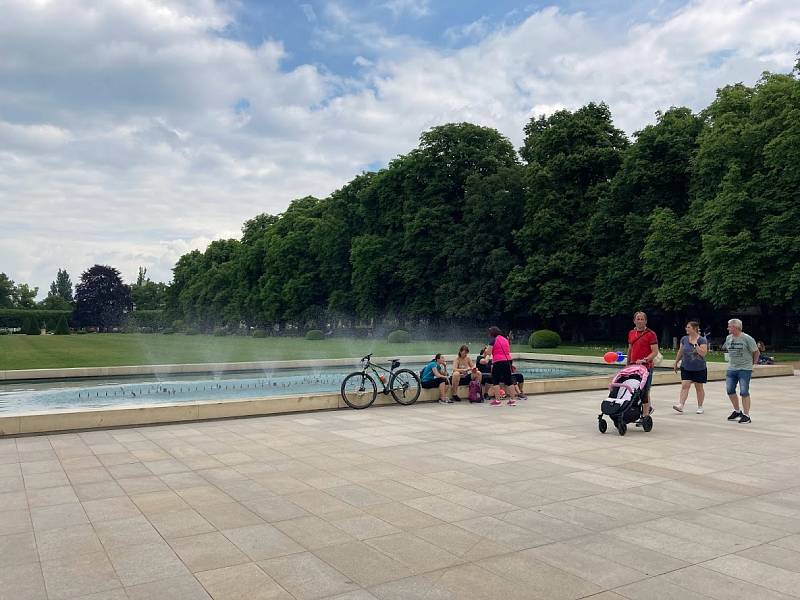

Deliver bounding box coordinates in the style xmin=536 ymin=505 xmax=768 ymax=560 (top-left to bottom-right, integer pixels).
xmin=184 ymin=327 xmax=200 ymax=335
xmin=387 ymin=330 xmax=411 ymax=344
xmin=22 ymin=315 xmax=41 ymax=335
xmin=305 ymin=329 xmax=324 ymax=341
xmin=529 ymin=329 xmax=561 ymax=349
xmin=161 ymin=328 xmax=175 ymax=335
xmin=54 ymin=315 xmax=71 ymax=335
xmin=212 ymin=327 xmax=228 ymax=336
xmin=252 ymin=330 xmax=268 ymax=338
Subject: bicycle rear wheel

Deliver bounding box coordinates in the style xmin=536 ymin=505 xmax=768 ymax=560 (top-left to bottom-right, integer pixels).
xmin=341 ymin=372 xmax=377 ymax=409
xmin=389 ymin=368 xmax=421 ymax=405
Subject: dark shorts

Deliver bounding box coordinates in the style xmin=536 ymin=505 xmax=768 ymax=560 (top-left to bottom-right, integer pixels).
xmin=480 ymin=373 xmax=493 ymax=385
xmin=681 ymin=368 xmax=707 ymax=384
xmin=491 ymin=360 xmax=513 ymax=386
xmin=421 ymin=377 xmax=448 ymax=389
xmin=513 ymin=373 xmax=523 ymax=385
xmin=457 ymin=374 xmax=472 ymax=386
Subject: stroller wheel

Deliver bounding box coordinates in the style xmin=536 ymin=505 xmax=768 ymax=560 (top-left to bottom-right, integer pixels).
xmin=598 ymin=418 xmax=607 ymax=434
xmin=642 ymin=416 xmax=653 ymax=432
xmin=617 ymin=421 xmax=627 ymax=436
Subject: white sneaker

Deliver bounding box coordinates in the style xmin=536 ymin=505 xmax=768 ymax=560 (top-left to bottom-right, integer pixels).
xmin=696 ymin=407 xmax=704 ymax=414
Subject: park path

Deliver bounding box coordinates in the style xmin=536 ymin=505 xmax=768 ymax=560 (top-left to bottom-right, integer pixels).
xmin=1 ymin=374 xmax=798 ymax=600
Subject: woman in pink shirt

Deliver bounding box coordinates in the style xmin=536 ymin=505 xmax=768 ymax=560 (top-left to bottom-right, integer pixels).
xmin=488 ymin=326 xmax=516 ymax=406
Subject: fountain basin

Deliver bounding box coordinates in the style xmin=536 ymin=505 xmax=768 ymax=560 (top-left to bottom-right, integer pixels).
xmin=0 ymin=353 xmax=792 ymax=436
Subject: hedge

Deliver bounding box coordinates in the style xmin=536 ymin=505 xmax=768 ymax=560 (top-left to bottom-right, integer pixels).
xmin=305 ymin=329 xmax=324 ymax=341
xmin=125 ymin=310 xmax=168 ymax=331
xmin=388 ymin=330 xmax=411 ymax=343
xmin=0 ymin=309 xmax=71 ymax=329
xmin=529 ymin=329 xmax=561 ymax=348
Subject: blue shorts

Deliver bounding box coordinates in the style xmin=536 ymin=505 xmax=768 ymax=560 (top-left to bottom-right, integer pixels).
xmin=726 ymin=369 xmax=752 ymax=397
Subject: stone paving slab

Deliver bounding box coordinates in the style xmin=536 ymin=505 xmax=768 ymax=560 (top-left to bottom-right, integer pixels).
xmin=0 ymin=374 xmax=797 ymax=600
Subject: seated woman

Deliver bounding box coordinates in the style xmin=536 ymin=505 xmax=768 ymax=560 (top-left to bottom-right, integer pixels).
xmin=510 ymin=363 xmax=528 ymax=400
xmin=476 ymin=345 xmax=493 ymax=400
xmin=421 ymin=353 xmax=451 ymax=404
xmin=450 ymin=345 xmax=480 ymax=402
xmin=757 ymin=341 xmax=775 ymax=364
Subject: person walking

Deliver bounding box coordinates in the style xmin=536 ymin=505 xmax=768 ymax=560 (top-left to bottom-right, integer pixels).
xmin=672 ymin=321 xmax=708 ymax=414
xmin=722 ymin=319 xmax=759 ymax=423
xmin=626 ymin=311 xmax=659 ymax=418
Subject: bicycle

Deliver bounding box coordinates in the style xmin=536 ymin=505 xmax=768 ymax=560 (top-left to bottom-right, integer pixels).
xmin=340 ymin=353 xmax=421 ymax=409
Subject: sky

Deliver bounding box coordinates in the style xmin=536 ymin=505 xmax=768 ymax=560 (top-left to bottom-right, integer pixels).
xmin=1 ymin=0 xmax=798 ymax=297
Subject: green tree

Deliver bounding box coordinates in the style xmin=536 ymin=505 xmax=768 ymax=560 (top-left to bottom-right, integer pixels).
xmin=48 ymin=268 xmax=74 ymax=303
xmin=130 ymin=267 xmax=168 ymax=310
xmin=53 ymin=314 xmax=70 ymax=335
xmin=591 ymin=107 xmax=703 ymax=320
xmin=388 ymin=123 xmax=518 ymax=320
xmin=22 ymin=314 xmax=42 ymax=335
xmin=690 ymin=72 xmax=800 ymax=342
xmin=0 ymin=273 xmax=15 ymax=308
xmin=508 ymin=103 xmax=629 ymax=328
xmin=642 ymin=207 xmax=703 ymax=310
xmin=13 ymin=283 xmax=38 ymax=309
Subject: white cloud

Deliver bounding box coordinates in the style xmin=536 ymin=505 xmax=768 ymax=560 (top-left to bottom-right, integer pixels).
xmin=1 ymin=0 xmax=798 ymax=296
xmin=382 ymin=0 xmax=431 ymax=19
xmin=443 ymin=17 xmax=491 ymax=44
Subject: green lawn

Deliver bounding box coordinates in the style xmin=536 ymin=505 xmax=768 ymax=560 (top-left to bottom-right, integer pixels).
xmin=0 ymin=334 xmax=505 ymax=370
xmin=2 ymin=335 xmax=797 ymax=371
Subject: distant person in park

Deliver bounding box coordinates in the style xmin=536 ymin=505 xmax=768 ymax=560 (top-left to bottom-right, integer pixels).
xmin=722 ymin=319 xmax=759 ymax=424
xmin=487 ymin=326 xmax=517 ymax=406
xmin=421 ymin=353 xmax=451 ymax=404
xmin=450 ymin=345 xmax=479 ymax=402
xmin=672 ymin=321 xmax=708 ymax=414
xmin=626 ymin=311 xmax=659 ymax=418
xmin=757 ymin=341 xmax=774 ymax=365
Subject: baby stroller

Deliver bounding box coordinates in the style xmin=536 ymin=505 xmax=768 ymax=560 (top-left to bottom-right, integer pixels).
xmin=598 ymin=365 xmax=653 ymax=436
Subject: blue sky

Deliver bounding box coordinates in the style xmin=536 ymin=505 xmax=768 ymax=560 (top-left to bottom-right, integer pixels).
xmin=0 ymin=0 xmax=798 ymax=294
xmin=224 ymin=1 xmax=689 ymax=77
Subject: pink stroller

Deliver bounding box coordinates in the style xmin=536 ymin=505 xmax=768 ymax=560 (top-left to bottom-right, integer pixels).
xmin=598 ymin=365 xmax=653 ymax=436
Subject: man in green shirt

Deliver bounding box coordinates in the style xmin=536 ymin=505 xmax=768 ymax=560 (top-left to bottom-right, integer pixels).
xmin=721 ymin=318 xmax=760 ymax=424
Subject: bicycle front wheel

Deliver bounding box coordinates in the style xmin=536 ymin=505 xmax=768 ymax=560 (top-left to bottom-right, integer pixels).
xmin=389 ymin=368 xmax=421 ymax=405
xmin=341 ymin=372 xmax=377 ymax=409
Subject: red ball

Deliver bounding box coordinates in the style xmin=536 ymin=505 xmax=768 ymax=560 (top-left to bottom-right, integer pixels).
xmin=603 ymin=351 xmax=618 ymax=364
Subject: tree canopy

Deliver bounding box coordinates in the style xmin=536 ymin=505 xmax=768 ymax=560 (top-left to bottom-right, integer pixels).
xmin=74 ymin=265 xmax=133 ymax=329
xmin=157 ymin=68 xmax=799 ymax=344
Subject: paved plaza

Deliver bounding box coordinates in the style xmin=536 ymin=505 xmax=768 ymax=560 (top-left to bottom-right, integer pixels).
xmin=1 ymin=374 xmax=799 ymax=600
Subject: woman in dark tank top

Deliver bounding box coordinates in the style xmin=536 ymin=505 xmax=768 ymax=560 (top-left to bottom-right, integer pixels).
xmin=672 ymin=321 xmax=708 ymax=414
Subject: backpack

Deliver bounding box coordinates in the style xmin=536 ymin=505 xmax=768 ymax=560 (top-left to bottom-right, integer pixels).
xmin=468 ymin=379 xmax=482 ymax=403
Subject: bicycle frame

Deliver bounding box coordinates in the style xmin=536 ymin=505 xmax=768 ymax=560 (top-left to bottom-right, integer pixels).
xmin=358 ymin=355 xmax=397 ymax=394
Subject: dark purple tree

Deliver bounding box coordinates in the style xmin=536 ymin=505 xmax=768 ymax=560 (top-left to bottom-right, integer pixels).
xmin=73 ymin=265 xmax=132 ymax=330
